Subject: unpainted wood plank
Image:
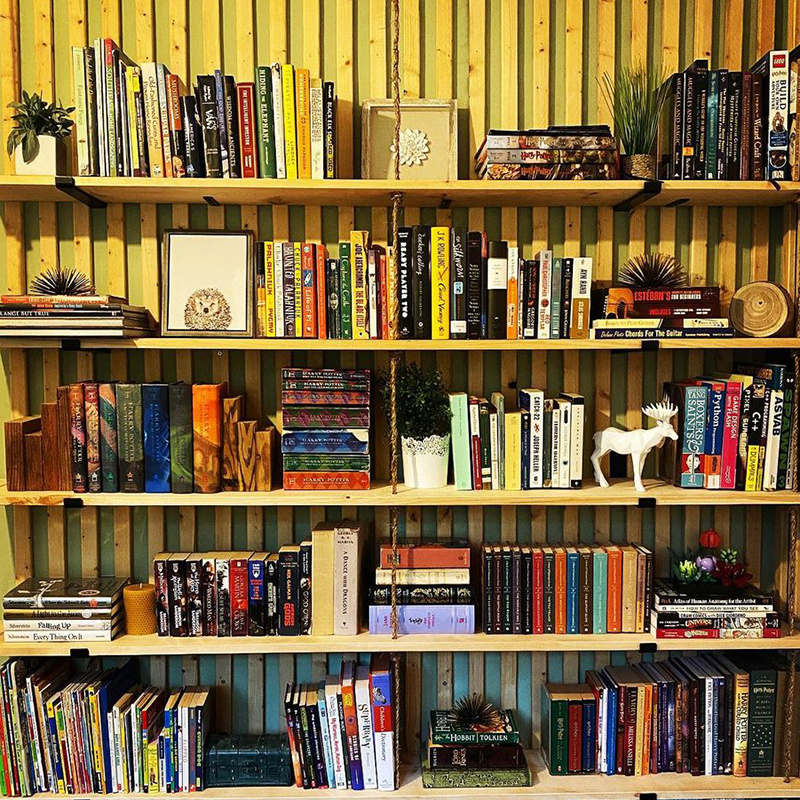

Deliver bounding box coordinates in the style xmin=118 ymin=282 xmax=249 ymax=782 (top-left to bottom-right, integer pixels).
xmin=101 ymin=0 xmax=122 ymax=39
xmin=694 ymin=0 xmax=713 ymax=62
xmin=370 ymin=0 xmax=387 ymax=97
xmin=630 ymin=0 xmax=648 ymax=65
xmin=757 ymin=0 xmax=777 ymax=53
xmin=565 ymin=0 xmax=582 ymax=122
xmin=169 ymin=0 xmax=189 ymax=82
xmin=500 ymin=0 xmax=518 ymax=128
xmin=337 ymin=0 xmax=355 ymax=177
xmin=723 ymin=0 xmax=745 ymax=70
xmin=0 ymin=0 xmax=21 ymax=173
xmin=236 ymin=0 xmax=256 ymax=79
xmin=202 ymin=0 xmax=222 ymax=71
xmin=662 ymin=0 xmax=680 ymax=72
xmin=468 ymin=0 xmax=486 ymax=176
xmin=134 ymin=0 xmax=155 ymax=62
xmin=532 ymin=0 xmax=550 ymax=125
xmin=402 ymin=0 xmax=420 ymax=99
xmin=435 ymin=0 xmax=452 ymax=99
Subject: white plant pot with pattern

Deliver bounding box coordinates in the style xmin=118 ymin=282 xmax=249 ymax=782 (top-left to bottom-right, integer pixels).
xmin=401 ymin=433 xmax=450 ymax=489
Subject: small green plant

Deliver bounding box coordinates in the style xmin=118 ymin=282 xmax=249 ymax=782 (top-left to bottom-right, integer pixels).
xmin=377 ymin=362 xmax=451 ymax=440
xmin=6 ymin=91 xmax=74 ymax=164
xmin=600 ymin=65 xmax=671 ymax=155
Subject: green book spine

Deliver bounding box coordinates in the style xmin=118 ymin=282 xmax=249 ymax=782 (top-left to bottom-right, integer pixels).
xmin=282 ymin=453 xmax=370 ymax=472
xmin=747 ymin=666 xmax=777 ymax=776
xmin=706 ymin=71 xmax=719 ymax=179
xmin=429 ymin=709 xmax=520 ymax=745
xmin=339 ymin=242 xmax=353 ymax=339
xmin=115 ymin=383 xmax=143 ymax=492
xmin=98 ymin=382 xmax=119 ymax=492
xmin=421 ymin=763 xmax=531 ymax=789
xmin=592 ymin=549 xmax=608 ymax=634
xmin=255 ymin=66 xmax=276 ymax=178
xmin=449 ymin=393 xmax=472 ymax=490
xmin=168 ymin=382 xmax=193 ymax=493
xmin=550 ymin=695 xmax=569 ymax=775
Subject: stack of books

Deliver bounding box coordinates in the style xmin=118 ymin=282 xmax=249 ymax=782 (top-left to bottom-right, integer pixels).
xmin=652 ymin=580 xmax=780 ymax=640
xmin=542 ymin=653 xmax=798 ymax=777
xmin=661 ymin=361 xmax=796 ymax=491
xmin=281 ymin=368 xmax=371 ymax=490
xmin=658 ymin=50 xmax=791 ymax=181
xmin=0 ymin=294 xmax=154 ymax=339
xmin=422 ymin=708 xmax=531 ymax=788
xmin=154 ymin=548 xmax=313 ymax=638
xmin=590 ymin=287 xmax=735 ymax=339
xmin=449 ymin=390 xmax=585 ymax=491
xmin=481 ymin=544 xmax=653 ymax=635
xmin=2 ymin=577 xmax=127 ymax=643
xmin=4 ymin=381 xmax=275 ymax=495
xmin=72 ymin=41 xmax=336 ymax=179
xmin=474 ymin=125 xmax=619 ymax=180
xmin=368 ymin=542 xmax=475 ymax=634
xmin=284 ymin=655 xmax=396 ymax=791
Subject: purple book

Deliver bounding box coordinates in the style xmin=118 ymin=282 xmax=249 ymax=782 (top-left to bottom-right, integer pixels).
xmin=368 ymin=605 xmax=475 ymax=634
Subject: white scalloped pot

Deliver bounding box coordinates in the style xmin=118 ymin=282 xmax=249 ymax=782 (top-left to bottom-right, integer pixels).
xmin=401 ymin=434 xmax=450 ymax=489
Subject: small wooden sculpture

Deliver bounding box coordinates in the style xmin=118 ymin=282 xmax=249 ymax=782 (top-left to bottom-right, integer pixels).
xmin=591 ymin=400 xmax=679 ymax=493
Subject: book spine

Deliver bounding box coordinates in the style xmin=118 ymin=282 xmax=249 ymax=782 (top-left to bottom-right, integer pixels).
xmin=196 ymin=74 xmax=221 ymax=177
xmin=155 ymin=63 xmax=173 ymax=177
xmin=299 ymin=541 xmax=312 ymax=635
xmin=752 ymin=73 xmax=765 ymax=178
xmin=351 ymin=232 xmax=369 ymax=339
xmin=248 ymin=556 xmax=266 ymax=635
xmin=181 ymin=95 xmax=204 ymax=177
xmin=166 ymin=73 xmax=186 ymax=177
xmin=368 ymin=605 xmax=475 ymax=634
xmin=142 ymin=384 xmax=170 ymax=493
xmin=323 ymin=82 xmax=335 ymax=178
xmin=761 ymin=50 xmax=791 ymax=179
xmin=154 ymin=557 xmax=170 ymax=635
xmin=316 ymin=244 xmax=327 ymax=340
xmin=354 ymin=674 xmax=377 ymax=789
xmin=397 ymin=228 xmax=413 ymax=338
xmin=168 ymin=558 xmax=188 ymax=636
xmin=301 ymin=243 xmax=317 ymax=337
xmin=537 ymin=251 xmax=552 ymax=339
xmin=192 ymin=384 xmax=222 ymax=493
xmin=186 ymin=557 xmax=203 ymax=635
xmin=229 ymin=558 xmax=249 ymax=636
xmin=432 ymin=226 xmax=450 ymax=339
xmin=213 ymin=71 xmax=230 ymax=177
xmin=281 ymin=65 xmax=298 ymax=179
xmin=278 ymin=549 xmax=300 ymax=635
xmin=256 ymin=66 xmax=276 ymax=178
xmin=341 ymin=680 xmax=363 ymax=790
xmin=370 ymin=667 xmax=395 ymax=791
xmin=68 ymin=384 xmax=89 ymax=492
xmin=295 ymin=68 xmax=311 ymax=179
xmin=224 ymin=75 xmax=240 ymax=178
xmin=168 ymin=383 xmax=193 ymax=493
xmin=466 ymin=232 xmax=484 ymax=338
xmin=83 ymin=382 xmax=101 ymax=492
xmin=115 ymin=383 xmax=144 ymax=492
xmin=270 ymin=64 xmax=286 ymax=178
xmin=237 ymin=82 xmax=257 ymax=178
xmin=339 ymin=242 xmax=353 ymax=339
xmin=740 ymin=71 xmax=753 ymax=179
xmin=412 ymin=226 xmax=431 ymax=339
xmin=450 ymin=227 xmax=467 ymax=339
xmin=215 ymin=558 xmax=230 ymax=636
xmin=310 ymin=80 xmax=324 ymax=179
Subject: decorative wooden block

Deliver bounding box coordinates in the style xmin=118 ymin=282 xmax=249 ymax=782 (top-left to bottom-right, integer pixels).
xmin=56 ymin=386 xmax=72 ymax=491
xmin=255 ymin=427 xmax=276 ymax=492
xmin=4 ymin=415 xmax=41 ymax=491
xmin=237 ymin=420 xmax=258 ymax=491
xmin=40 ymin=402 xmax=61 ymax=491
xmin=24 ymin=430 xmax=43 ymax=491
xmin=222 ymin=396 xmax=245 ymax=491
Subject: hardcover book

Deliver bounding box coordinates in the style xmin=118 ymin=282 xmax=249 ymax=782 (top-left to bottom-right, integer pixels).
xmin=168 ymin=382 xmax=193 ymax=493
xmin=192 ymin=383 xmax=225 ymax=493
xmin=98 ymin=382 xmax=119 ymax=492
xmin=84 ymin=382 xmax=101 ymax=492
xmin=116 ymin=383 xmax=144 ymax=492
xmin=429 ymin=709 xmax=520 ymax=745
xmin=142 ymin=383 xmax=170 ymax=493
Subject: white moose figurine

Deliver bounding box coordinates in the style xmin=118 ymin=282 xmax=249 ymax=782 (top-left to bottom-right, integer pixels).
xmin=591 ymin=400 xmax=679 ymax=493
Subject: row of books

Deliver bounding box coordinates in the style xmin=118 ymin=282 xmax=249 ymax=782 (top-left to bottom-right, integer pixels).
xmin=542 ymin=653 xmax=796 ymax=777
xmin=474 ymin=125 xmax=619 ymax=181
xmin=652 ymin=580 xmax=780 ymax=640
xmin=482 ymin=543 xmax=653 ymax=635
xmin=449 ymin=390 xmax=585 ymax=491
xmin=0 ymin=658 xmax=212 ymax=797
xmin=658 ymin=50 xmax=792 ymax=181
xmin=281 ymin=369 xmax=371 ymax=490
xmin=284 ymin=655 xmax=396 ymax=791
xmin=2 ymin=577 xmax=128 ymax=643
xmin=72 ymin=41 xmax=336 ymax=179
xmin=4 ymin=381 xmax=274 ymax=495
xmin=368 ymin=542 xmax=475 ymax=635
xmin=662 ymin=361 xmax=796 ymax=491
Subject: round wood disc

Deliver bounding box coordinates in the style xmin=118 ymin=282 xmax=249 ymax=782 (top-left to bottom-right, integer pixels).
xmin=729 ymin=281 xmax=794 ymax=338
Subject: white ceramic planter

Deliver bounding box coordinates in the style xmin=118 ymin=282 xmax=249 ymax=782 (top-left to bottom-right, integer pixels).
xmin=14 ymin=135 xmax=67 ymax=176
xmin=401 ymin=433 xmax=450 ymax=489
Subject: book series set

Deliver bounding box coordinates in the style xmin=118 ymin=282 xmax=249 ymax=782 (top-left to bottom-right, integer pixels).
xmin=72 ymin=41 xmax=336 ymax=179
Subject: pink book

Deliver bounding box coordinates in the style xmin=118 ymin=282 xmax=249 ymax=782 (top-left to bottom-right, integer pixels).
xmin=720 ymin=379 xmax=743 ymax=490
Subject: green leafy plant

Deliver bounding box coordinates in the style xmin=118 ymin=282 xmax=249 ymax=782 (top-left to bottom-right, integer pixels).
xmin=600 ymin=65 xmax=671 ymax=155
xmin=6 ymin=91 xmax=74 ymax=164
xmin=377 ymin=362 xmax=451 ymax=441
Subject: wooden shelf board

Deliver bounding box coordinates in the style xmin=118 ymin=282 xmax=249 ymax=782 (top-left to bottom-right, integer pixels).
xmin=654 ymin=179 xmax=800 ymax=206
xmin=0 ymin=175 xmax=61 ymax=202
xmin=1 ymin=480 xmax=798 ymax=507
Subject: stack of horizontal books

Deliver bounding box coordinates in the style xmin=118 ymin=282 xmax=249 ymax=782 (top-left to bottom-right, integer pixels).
xmin=2 ymin=576 xmax=127 ymax=642
xmin=0 ymin=294 xmax=154 ymax=338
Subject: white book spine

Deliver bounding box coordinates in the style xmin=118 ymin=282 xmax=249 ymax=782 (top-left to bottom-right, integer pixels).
xmin=333 ymin=527 xmax=359 ymax=634
xmin=597 ymin=685 xmax=606 ymax=773
xmin=489 ymin=410 xmax=500 ymax=489
xmin=558 ymin=400 xmax=571 ymax=488
xmin=449 ymin=393 xmax=471 ymax=491
xmin=325 ymin=685 xmax=348 ymax=789
xmin=468 ymin=400 xmax=481 ymax=489
xmin=3 ymin=618 xmax=114 ymax=630
xmin=274 ymin=241 xmax=285 ymax=337
xmin=271 ymin=64 xmax=287 ymax=179
xmin=568 ymin=400 xmax=584 ymax=488
xmin=94 ymin=39 xmax=108 ymax=176
xmin=72 ymin=47 xmax=90 ymax=176
xmin=310 ymin=83 xmax=324 ymax=179
xmin=530 ymin=391 xmax=544 ymax=488
xmin=764 ymin=389 xmax=783 ymax=490
xmin=181 ymin=704 xmax=190 ymax=791
xmin=537 ymin=249 xmax=552 ymax=339
xmin=355 ymin=668 xmax=378 ymax=789
xmin=550 ymin=401 xmax=561 ymax=488
xmin=317 ymin=694 xmax=336 ymax=788
xmin=131 ymin=710 xmax=141 ymax=794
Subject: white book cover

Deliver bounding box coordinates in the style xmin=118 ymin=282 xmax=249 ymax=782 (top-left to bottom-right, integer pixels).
xmin=563 ymin=395 xmax=584 ymax=488
xmin=140 ymin=62 xmax=164 ymax=177
xmin=506 ymin=246 xmax=519 ymax=338
xmin=310 ymin=80 xmax=324 ymax=179
xmin=355 ymin=666 xmax=378 ymax=789
xmin=324 ymin=677 xmax=348 ymax=789
xmin=570 ymin=257 xmax=593 ymax=338
xmin=274 ymin=241 xmax=285 ymax=337
xmin=489 ymin=408 xmax=500 ymax=489
xmin=368 ymin=248 xmax=379 ymax=338
xmin=550 ymin=400 xmax=561 ymax=488
xmin=131 ymin=705 xmax=141 ymax=793
xmin=271 ymin=64 xmax=287 ymax=179
xmin=557 ymin=399 xmax=571 ymax=488
xmin=764 ymin=388 xmax=784 ymax=490
xmin=72 ymin=47 xmax=90 ymax=176
xmin=316 ymin=688 xmax=336 ymax=788
xmin=536 ymin=249 xmax=552 ymax=339
xmin=182 ymin=702 xmax=190 ymax=791
xmin=523 ymin=389 xmax=545 ymax=488
xmin=333 ymin=524 xmax=361 ymax=635
xmin=491 ymin=391 xmax=505 ymax=490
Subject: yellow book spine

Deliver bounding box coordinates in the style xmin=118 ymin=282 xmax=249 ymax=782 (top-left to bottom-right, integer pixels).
xmin=120 ymin=711 xmax=129 ymax=793
xmin=293 ymin=241 xmax=303 ymax=335
xmin=621 ymin=547 xmax=637 ymax=633
xmin=47 ymin=699 xmax=67 ymax=795
xmin=635 ymin=549 xmax=645 ymax=632
xmin=295 ymin=68 xmax=311 ymax=179
xmin=88 ymin=688 xmax=106 ymax=793
xmin=431 ymin=226 xmax=450 ymax=339
xmin=264 ymin=241 xmax=276 ymax=337
xmin=281 ymin=65 xmax=298 ymax=179
xmin=640 ymin=684 xmax=651 ymax=776
xmin=311 ymin=526 xmax=335 ymax=635
xmin=351 ymin=230 xmax=370 ymax=339
xmin=732 ymin=673 xmax=749 ymax=776
xmin=504 ymin=411 xmax=521 ymax=490
xmin=126 ymin=66 xmax=140 ymax=173
xmin=745 ymin=445 xmax=760 ymax=491
xmin=147 ymin=739 xmax=159 ymax=793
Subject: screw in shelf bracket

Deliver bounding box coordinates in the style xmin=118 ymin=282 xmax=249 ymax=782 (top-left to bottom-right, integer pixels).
xmin=612 ymin=179 xmax=662 ymax=213
xmin=637 ymin=496 xmax=656 ymax=509
xmin=641 ymin=340 xmax=659 ymax=352
xmin=63 ymin=497 xmax=84 ymax=509
xmin=61 ymin=338 xmax=82 ymax=352
xmin=203 ymin=195 xmax=221 ymax=206
xmin=69 ymin=647 xmax=90 ymax=658
xmin=54 ymin=176 xmax=106 ymax=208
xmin=507 ymin=379 xmax=518 ymax=389
xmin=639 ymin=642 xmax=657 ymax=654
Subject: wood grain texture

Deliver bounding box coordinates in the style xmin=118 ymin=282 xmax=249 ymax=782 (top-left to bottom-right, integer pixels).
xmin=236 ymin=419 xmax=258 ymax=491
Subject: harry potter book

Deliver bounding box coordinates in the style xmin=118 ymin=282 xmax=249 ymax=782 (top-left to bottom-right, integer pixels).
xmin=192 ymin=383 xmax=225 ymax=493
xmin=116 ymin=383 xmax=144 ymax=492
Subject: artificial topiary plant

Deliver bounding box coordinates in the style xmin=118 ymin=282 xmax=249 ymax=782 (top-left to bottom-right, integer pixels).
xmin=377 ymin=362 xmax=451 ymax=441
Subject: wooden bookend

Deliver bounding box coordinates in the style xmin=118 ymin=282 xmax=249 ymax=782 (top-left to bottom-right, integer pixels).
xmin=4 ymin=415 xmax=41 ymax=491
xmin=255 ymin=426 xmax=276 ymax=492
xmin=24 ymin=430 xmax=43 ymax=491
xmin=40 ymin=402 xmax=61 ymax=491
xmin=56 ymin=386 xmax=73 ymax=491
xmin=222 ymin=396 xmax=245 ymax=491
xmin=237 ymin=420 xmax=258 ymax=491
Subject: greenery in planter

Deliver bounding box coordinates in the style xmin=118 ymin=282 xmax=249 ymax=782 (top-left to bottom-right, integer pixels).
xmin=600 ymin=65 xmax=670 ymax=156
xmin=6 ymin=91 xmax=74 ymax=164
xmin=377 ymin=362 xmax=451 ymax=441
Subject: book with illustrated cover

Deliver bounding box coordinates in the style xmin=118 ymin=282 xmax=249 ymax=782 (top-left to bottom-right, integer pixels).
xmin=98 ymin=382 xmax=119 ymax=492
xmin=429 ymin=709 xmax=520 ymax=745
xmin=192 ymin=383 xmax=225 ymax=493
xmin=116 ymin=383 xmax=144 ymax=492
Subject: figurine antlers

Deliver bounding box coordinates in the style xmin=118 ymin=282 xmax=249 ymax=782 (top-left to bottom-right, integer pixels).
xmin=591 ymin=399 xmax=678 ymax=493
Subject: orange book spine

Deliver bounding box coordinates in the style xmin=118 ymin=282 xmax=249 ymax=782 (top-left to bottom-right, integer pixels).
xmin=301 ymin=243 xmax=317 ymax=337
xmin=315 ymin=243 xmax=327 ymax=339
xmin=554 ymin=547 xmax=567 ymax=634
xmin=635 ymin=549 xmax=646 ymax=633
xmin=192 ymin=383 xmax=225 ymax=492
xmin=640 ymin=684 xmax=652 ymax=776
xmin=606 ymin=547 xmax=622 ymax=632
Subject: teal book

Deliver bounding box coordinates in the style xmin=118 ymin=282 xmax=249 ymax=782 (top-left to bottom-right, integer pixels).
xmin=255 ymin=65 xmax=276 ymax=178
xmin=449 ymin=392 xmax=471 ymax=490
xmin=168 ymin=382 xmax=193 ymax=493
xmin=705 ymin=70 xmax=720 ymax=178
xmin=98 ymin=382 xmax=119 ymax=492
xmin=592 ymin=548 xmax=608 ymax=634
xmin=339 ymin=242 xmax=353 ymax=339
xmin=115 ymin=383 xmax=143 ymax=492
xmin=549 ymin=257 xmax=562 ymax=339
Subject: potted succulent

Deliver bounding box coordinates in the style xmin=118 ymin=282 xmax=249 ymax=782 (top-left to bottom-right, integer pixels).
xmin=378 ymin=362 xmax=452 ymax=489
xmin=6 ymin=91 xmax=74 ymax=176
xmin=601 ymin=65 xmax=671 ymax=180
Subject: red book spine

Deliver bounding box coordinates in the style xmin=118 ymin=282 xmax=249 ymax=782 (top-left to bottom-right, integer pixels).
xmin=282 ymin=471 xmax=370 ymax=490
xmin=379 ymin=252 xmax=389 ymax=340
xmin=166 ymin=74 xmax=185 ymax=178
xmin=237 ymin=83 xmax=257 ymax=178
xmin=567 ymin=701 xmax=582 ymax=773
xmin=316 ymin=244 xmax=327 ymax=339
xmin=301 ymin=243 xmax=317 ymax=338
xmin=379 ymin=546 xmax=470 ymax=569
xmin=281 ymin=390 xmax=370 ymax=406
xmin=720 ymin=381 xmax=742 ymax=490
xmin=532 ymin=548 xmax=544 ymax=634
xmin=230 ymin=558 xmax=249 ymax=635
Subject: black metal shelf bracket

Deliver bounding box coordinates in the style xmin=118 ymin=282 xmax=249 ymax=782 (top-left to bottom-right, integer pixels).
xmin=638 ymin=496 xmax=656 ymax=509
xmin=203 ymin=195 xmax=221 ymax=206
xmin=613 ymin=180 xmax=662 ymax=212
xmin=54 ymin=176 xmax=106 ymax=208
xmin=641 ymin=340 xmax=659 ymax=352
xmin=639 ymin=792 xmax=658 ymax=800
xmin=61 ymin=338 xmax=82 ymax=351
xmin=639 ymin=642 xmax=657 ymax=654
xmin=69 ymin=647 xmax=90 ymax=658
xmin=63 ymin=497 xmax=84 ymax=509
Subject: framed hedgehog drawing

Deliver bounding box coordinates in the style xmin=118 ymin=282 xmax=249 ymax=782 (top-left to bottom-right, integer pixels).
xmin=162 ymin=230 xmax=254 ymax=338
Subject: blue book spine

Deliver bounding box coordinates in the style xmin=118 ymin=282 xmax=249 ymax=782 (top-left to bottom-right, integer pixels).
xmin=164 ymin=706 xmax=172 ymax=790
xmin=143 ymin=384 xmax=171 ymax=492
xmin=607 ymin=685 xmax=617 ymax=775
xmin=582 ymin=699 xmax=596 ymax=773
xmin=666 ymin=680 xmax=676 ymax=771
xmin=703 ymin=384 xmax=725 ymax=457
xmin=659 ymin=680 xmax=668 ymax=772
xmin=520 ymin=411 xmax=530 ymax=490
xmin=566 ymin=551 xmax=579 ymax=634
xmin=280 ymin=429 xmax=371 ymax=454
xmin=317 ymin=694 xmax=337 ymax=788
xmin=214 ymin=69 xmax=230 ymax=175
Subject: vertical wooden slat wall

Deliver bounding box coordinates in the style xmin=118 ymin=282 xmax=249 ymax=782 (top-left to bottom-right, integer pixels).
xmin=0 ymin=0 xmax=796 ymax=751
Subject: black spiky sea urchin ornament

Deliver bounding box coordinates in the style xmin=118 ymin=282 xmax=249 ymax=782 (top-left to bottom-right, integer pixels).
xmin=617 ymin=253 xmax=688 ymax=289
xmin=29 ymin=265 xmax=95 ymax=297
xmin=447 ymin=693 xmax=503 ymax=731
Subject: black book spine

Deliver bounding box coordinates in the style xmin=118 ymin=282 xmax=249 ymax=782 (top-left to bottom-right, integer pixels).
xmin=168 ymin=558 xmax=188 ymax=636
xmin=480 ymin=233 xmax=488 ymax=337
xmin=294 ymin=693 xmax=312 ymax=788
xmin=450 ymin=227 xmax=467 ymax=339
xmin=325 ymin=258 xmax=340 ymax=339
xmin=487 ymin=240 xmax=508 ymax=339
xmin=501 ymin=547 xmax=512 ymax=634
xmin=483 ymin=546 xmax=493 ymax=634
xmin=740 ymin=71 xmax=753 ymax=180
xmin=196 ymin=75 xmax=221 ymax=177
xmin=299 ymin=541 xmax=312 ymax=635
xmin=186 ymin=557 xmax=203 ymax=636
xmin=752 ymin=72 xmax=765 ymax=179
xmin=266 ymin=556 xmax=279 ymax=635
xmin=283 ymin=244 xmax=296 ymax=337
xmin=223 ymin=75 xmax=241 ymax=178
xmin=521 ymin=548 xmax=533 ymax=635
xmin=693 ymin=66 xmax=709 ymax=178
xmin=682 ymin=71 xmax=696 ymax=179
xmin=323 ymin=82 xmax=336 ymax=178
xmin=671 ymin=73 xmax=684 ymax=178
xmin=727 ymin=71 xmax=743 ymax=180
xmin=201 ymin=557 xmax=217 ymax=636
xmin=279 ymin=549 xmax=300 ymax=635
xmin=466 ymin=231 xmax=483 ymax=338
xmin=412 ymin=225 xmax=431 ymax=339
xmin=181 ymin=96 xmax=206 ymax=178
xmin=560 ymin=258 xmax=572 ymax=339
xmin=397 ymin=227 xmax=414 ymax=338
xmin=525 ymin=259 xmax=539 ymax=337
xmin=716 ymin=71 xmax=729 ymax=178
xmin=307 ymin=697 xmax=328 ymax=787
